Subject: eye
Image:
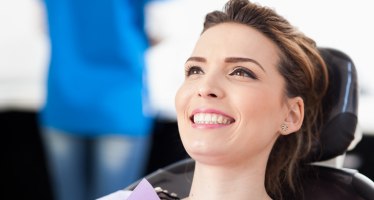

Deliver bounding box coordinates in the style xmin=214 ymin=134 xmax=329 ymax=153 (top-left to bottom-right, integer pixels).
xmin=229 ymin=67 xmax=258 ymax=79
xmin=185 ymin=66 xmax=204 ymax=77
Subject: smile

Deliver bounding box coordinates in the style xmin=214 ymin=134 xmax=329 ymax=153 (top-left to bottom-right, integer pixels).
xmin=192 ymin=113 xmax=235 ymax=125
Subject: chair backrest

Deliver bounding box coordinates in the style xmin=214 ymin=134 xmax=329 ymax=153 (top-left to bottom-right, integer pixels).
xmin=126 ymin=48 xmax=374 ymax=199
xmin=304 ymin=47 xmax=359 ymax=163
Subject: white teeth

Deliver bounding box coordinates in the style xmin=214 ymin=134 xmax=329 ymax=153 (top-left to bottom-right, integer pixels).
xmin=204 ymin=114 xmax=211 ymax=123
xmin=193 ymin=113 xmax=233 ymax=125
xmin=211 ymin=114 xmax=217 ymax=122
xmin=217 ymin=115 xmax=223 ymax=123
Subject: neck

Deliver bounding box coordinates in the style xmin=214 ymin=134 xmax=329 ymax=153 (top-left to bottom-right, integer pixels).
xmin=185 ymin=159 xmax=272 ymax=200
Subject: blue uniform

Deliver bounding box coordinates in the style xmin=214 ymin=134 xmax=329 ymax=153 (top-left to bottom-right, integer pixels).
xmin=40 ymin=1 xmax=154 ymax=199
xmin=41 ymin=0 xmax=153 ymax=136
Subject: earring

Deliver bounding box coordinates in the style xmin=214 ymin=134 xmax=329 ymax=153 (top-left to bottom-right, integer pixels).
xmin=281 ymin=123 xmax=288 ymax=134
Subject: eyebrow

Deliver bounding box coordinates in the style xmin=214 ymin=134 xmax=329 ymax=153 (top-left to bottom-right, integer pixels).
xmin=225 ymin=57 xmax=265 ymax=72
xmin=186 ymin=56 xmax=207 ymax=63
xmin=185 ymin=56 xmax=265 ymax=72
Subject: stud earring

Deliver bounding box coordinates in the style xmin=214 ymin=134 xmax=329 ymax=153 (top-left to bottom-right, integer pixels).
xmin=281 ymin=123 xmax=288 ymax=134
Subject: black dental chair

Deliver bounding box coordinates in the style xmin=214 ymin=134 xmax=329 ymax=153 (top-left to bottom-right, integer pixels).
xmin=126 ymin=48 xmax=374 ymax=199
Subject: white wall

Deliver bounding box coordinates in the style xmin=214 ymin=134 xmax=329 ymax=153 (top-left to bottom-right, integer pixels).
xmin=0 ymin=0 xmax=49 ymax=111
xmin=256 ymin=0 xmax=374 ymax=93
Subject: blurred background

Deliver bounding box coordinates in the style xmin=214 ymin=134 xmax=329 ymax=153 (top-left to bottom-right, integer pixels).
xmin=1 ymin=0 xmax=373 ymax=199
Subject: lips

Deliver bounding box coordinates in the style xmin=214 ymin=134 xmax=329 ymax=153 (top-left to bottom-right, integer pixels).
xmin=190 ymin=109 xmax=235 ymax=125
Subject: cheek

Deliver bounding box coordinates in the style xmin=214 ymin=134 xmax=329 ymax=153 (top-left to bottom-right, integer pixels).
xmin=229 ymin=94 xmax=282 ymax=160
xmin=235 ymin=89 xmax=284 ymax=133
xmin=175 ymin=83 xmax=191 ymax=115
xmin=175 ymin=83 xmax=195 ymax=133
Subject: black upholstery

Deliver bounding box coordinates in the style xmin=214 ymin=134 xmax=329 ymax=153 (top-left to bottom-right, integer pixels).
xmin=127 ymin=158 xmax=374 ymax=199
xmin=302 ymin=165 xmax=374 ymax=200
xmin=126 ymin=48 xmax=374 ymax=199
xmin=305 ymin=47 xmax=359 ymax=163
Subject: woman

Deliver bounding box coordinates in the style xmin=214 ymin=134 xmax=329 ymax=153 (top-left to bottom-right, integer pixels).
xmin=175 ymin=0 xmax=327 ymax=199
xmin=100 ymin=0 xmax=328 ymax=199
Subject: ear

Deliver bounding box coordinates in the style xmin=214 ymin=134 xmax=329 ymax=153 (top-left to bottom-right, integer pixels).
xmin=281 ymin=97 xmax=304 ymax=135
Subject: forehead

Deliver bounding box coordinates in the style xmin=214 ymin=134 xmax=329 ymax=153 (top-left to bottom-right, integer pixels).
xmin=192 ymin=23 xmax=280 ymax=67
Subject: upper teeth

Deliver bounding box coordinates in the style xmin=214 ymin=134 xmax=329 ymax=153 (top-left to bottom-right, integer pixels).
xmin=193 ymin=113 xmax=233 ymax=124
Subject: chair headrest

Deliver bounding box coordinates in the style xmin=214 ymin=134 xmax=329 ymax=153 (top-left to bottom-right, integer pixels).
xmin=304 ymin=47 xmax=359 ymax=163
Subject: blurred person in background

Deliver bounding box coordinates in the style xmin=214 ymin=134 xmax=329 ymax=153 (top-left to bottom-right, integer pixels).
xmin=40 ymin=0 xmax=155 ymax=199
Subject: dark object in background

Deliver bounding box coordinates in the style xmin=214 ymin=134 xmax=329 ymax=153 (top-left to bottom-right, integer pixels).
xmin=0 ymin=111 xmax=53 ymax=200
xmin=146 ymin=119 xmax=189 ymax=174
xmin=345 ymin=135 xmax=374 ymax=181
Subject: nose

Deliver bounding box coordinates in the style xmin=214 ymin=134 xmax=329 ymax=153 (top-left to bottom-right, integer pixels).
xmin=197 ymin=77 xmax=224 ymax=99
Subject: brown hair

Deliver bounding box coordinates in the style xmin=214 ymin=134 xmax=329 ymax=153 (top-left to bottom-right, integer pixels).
xmin=202 ymin=0 xmax=329 ymax=199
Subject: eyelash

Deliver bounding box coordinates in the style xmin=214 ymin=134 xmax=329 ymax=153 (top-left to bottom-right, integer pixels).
xmin=229 ymin=67 xmax=258 ymax=79
xmin=185 ymin=65 xmax=258 ymax=80
xmin=185 ymin=65 xmax=203 ymax=77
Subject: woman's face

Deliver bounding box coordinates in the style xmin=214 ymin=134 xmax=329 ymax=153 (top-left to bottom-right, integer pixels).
xmin=175 ymin=23 xmax=289 ymax=166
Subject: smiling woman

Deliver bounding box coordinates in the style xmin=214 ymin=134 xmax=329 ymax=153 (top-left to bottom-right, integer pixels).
xmin=174 ymin=0 xmax=328 ymax=199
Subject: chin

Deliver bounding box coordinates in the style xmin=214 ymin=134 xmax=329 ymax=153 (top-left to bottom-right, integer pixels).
xmin=186 ymin=144 xmax=231 ymax=166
